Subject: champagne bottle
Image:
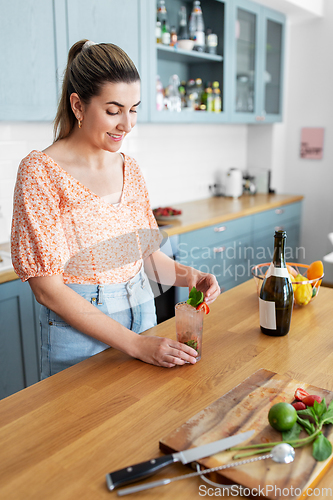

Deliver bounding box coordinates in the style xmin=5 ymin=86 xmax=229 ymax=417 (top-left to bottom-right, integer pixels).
xmin=259 ymin=230 xmax=293 ymax=336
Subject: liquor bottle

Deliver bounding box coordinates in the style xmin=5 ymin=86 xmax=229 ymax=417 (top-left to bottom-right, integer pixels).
xmin=156 ymin=21 xmax=162 ymax=43
xmin=189 ymin=1 xmax=205 ymax=52
xmin=170 ymin=26 xmax=177 ymax=46
xmin=202 ymin=83 xmax=213 ymax=112
xmin=259 ymin=230 xmax=294 ymax=337
xmin=162 ymin=20 xmax=170 ymax=45
xmin=177 ymin=6 xmax=189 ymax=40
xmin=212 ymin=81 xmax=222 ymax=112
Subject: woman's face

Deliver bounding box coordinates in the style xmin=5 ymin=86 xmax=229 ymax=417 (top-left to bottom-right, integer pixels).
xmin=78 ymin=80 xmax=141 ymax=152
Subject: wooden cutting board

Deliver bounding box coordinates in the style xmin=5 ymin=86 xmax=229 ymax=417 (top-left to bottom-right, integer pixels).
xmin=159 ymin=369 xmax=333 ymax=499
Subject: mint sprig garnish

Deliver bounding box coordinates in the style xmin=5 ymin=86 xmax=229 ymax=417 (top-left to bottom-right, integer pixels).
xmin=230 ymin=397 xmax=333 ymax=462
xmin=186 ymin=287 xmax=204 ymax=308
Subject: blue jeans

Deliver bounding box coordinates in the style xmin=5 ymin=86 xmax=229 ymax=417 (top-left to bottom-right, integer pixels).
xmin=40 ymin=268 xmax=157 ymax=378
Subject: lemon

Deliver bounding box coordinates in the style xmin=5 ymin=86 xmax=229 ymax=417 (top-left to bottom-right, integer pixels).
xmin=268 ymin=402 xmax=297 ymax=432
xmin=294 ymin=282 xmax=312 ymax=306
xmin=289 ymin=274 xmax=298 ymax=292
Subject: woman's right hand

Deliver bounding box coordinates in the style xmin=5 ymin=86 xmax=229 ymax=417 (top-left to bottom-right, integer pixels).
xmin=133 ymin=335 xmax=198 ymax=368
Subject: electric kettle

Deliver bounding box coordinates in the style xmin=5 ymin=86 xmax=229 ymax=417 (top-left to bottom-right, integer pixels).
xmin=225 ymin=168 xmax=243 ymax=198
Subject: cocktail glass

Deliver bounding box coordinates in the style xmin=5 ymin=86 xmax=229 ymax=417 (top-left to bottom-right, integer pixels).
xmin=175 ymin=302 xmax=204 ymax=361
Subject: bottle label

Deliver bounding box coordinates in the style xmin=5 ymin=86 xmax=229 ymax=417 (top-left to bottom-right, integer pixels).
xmin=265 ymin=263 xmax=289 ymax=279
xmin=193 ymin=31 xmax=205 ymax=46
xmin=259 ymin=298 xmax=276 ymax=329
xmin=162 ymin=32 xmax=170 ymax=45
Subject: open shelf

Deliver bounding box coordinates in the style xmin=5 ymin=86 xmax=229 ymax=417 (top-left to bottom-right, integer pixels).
xmin=156 ymin=44 xmax=223 ymax=64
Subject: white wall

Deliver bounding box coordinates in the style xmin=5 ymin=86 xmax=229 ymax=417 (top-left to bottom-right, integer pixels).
xmin=0 ymin=121 xmax=247 ymax=242
xmin=281 ymin=0 xmax=333 ymax=264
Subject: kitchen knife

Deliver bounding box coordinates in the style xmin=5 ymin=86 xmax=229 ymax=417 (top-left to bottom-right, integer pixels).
xmin=106 ymin=429 xmax=254 ymax=491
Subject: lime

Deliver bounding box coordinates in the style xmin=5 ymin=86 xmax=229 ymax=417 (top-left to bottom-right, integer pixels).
xmin=268 ymin=402 xmax=297 ymax=432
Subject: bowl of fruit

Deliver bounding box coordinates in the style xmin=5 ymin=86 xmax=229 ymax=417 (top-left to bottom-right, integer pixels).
xmin=153 ymin=206 xmax=182 ymax=221
xmin=251 ymin=261 xmax=324 ymax=306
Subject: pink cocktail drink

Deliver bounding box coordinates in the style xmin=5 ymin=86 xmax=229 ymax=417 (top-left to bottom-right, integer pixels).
xmin=175 ymin=302 xmax=204 ymax=361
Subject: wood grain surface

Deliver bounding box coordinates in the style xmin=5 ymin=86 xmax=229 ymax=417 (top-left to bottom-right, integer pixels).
xmin=0 ymin=279 xmax=333 ymax=500
xmin=160 ymin=369 xmax=333 ymax=499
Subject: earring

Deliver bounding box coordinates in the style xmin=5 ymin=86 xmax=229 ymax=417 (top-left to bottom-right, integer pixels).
xmin=78 ymin=119 xmax=82 ymax=129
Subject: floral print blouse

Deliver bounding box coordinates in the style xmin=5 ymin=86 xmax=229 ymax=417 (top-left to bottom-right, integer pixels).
xmin=11 ymin=151 xmax=161 ymax=284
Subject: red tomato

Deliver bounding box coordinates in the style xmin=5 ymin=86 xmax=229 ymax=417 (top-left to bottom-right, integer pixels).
xmin=302 ymin=395 xmax=322 ymax=407
xmin=292 ymin=402 xmax=307 ymax=411
xmin=196 ymin=302 xmax=210 ymax=314
xmin=294 ymin=388 xmax=310 ymax=401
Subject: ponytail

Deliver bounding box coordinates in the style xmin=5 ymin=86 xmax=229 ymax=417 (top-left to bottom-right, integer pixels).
xmin=53 ymin=40 xmax=140 ymax=142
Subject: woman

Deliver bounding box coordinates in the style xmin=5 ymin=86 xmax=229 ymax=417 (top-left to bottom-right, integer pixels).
xmin=11 ymin=40 xmax=220 ymax=378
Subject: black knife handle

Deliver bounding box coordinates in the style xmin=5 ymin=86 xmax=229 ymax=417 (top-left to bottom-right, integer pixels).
xmin=106 ymin=454 xmax=177 ymax=490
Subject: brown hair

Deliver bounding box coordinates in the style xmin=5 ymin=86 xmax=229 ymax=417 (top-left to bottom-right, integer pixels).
xmin=54 ymin=40 xmax=140 ymax=141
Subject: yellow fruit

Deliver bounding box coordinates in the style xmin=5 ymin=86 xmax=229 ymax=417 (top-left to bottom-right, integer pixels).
xmin=287 ymin=264 xmax=298 ymax=278
xmin=295 ymin=273 xmax=307 ymax=282
xmin=289 ymin=274 xmax=298 ymax=292
xmin=294 ymin=282 xmax=312 ymax=306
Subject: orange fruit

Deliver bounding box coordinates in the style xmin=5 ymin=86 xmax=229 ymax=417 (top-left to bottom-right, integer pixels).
xmin=307 ymin=260 xmax=324 ymax=286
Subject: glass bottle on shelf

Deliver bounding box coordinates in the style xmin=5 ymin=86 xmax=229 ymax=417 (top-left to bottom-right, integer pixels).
xmin=186 ymin=79 xmax=196 ymax=110
xmin=259 ymin=230 xmax=294 ymax=337
xmin=189 ymin=1 xmax=205 ymax=52
xmin=194 ymin=78 xmax=203 ymax=109
xmin=156 ymin=75 xmax=164 ymax=111
xmin=212 ymin=81 xmax=222 ymax=113
xmin=170 ymin=26 xmax=177 ymax=46
xmin=156 ymin=21 xmax=162 ymax=44
xmin=157 ymin=0 xmax=167 ymax=23
xmin=157 ymin=0 xmax=170 ymax=45
xmin=167 ymin=74 xmax=181 ymax=112
xmin=202 ymin=83 xmax=213 ymax=112
xmin=177 ymin=6 xmax=189 ymax=40
xmin=206 ymin=28 xmax=218 ymax=54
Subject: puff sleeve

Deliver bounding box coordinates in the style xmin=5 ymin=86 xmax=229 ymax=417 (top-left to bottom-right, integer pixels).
xmin=11 ymin=156 xmax=69 ymax=282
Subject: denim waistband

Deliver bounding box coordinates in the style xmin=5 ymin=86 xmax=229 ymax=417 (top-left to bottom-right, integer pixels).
xmin=66 ymin=267 xmax=147 ymax=305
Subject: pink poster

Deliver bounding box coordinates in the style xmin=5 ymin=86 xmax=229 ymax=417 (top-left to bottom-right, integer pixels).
xmin=300 ymin=127 xmax=324 ymax=159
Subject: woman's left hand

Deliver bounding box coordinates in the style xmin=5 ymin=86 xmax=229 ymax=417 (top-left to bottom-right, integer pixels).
xmin=187 ymin=272 xmax=220 ymax=305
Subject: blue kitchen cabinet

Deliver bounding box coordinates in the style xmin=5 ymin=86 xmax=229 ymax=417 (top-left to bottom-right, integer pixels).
xmin=65 ymin=0 xmax=150 ymax=123
xmin=149 ymin=0 xmax=232 ymax=123
xmin=253 ymin=202 xmax=303 ymax=265
xmin=174 ymin=201 xmax=302 ymax=302
xmin=148 ymin=0 xmax=285 ymax=124
xmin=175 ymin=215 xmax=253 ymax=301
xmin=0 ymin=280 xmax=40 ymax=400
xmin=229 ymin=0 xmax=285 ymax=123
xmin=0 ymin=0 xmax=59 ymax=120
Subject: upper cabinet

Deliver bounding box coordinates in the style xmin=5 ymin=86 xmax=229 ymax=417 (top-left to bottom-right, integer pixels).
xmin=64 ymin=0 xmax=149 ymax=122
xmin=230 ymin=0 xmax=285 ymax=123
xmin=148 ymin=0 xmax=232 ymax=123
xmin=0 ymin=0 xmax=285 ymax=124
xmin=0 ymin=0 xmax=58 ymax=120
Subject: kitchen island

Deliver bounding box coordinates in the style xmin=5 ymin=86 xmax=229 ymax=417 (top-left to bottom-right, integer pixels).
xmin=1 ymin=279 xmax=332 ymax=500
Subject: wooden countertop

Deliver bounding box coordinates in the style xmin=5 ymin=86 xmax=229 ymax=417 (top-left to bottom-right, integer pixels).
xmin=0 ymin=194 xmax=303 ymax=285
xmin=0 ymin=279 xmax=332 ymax=500
xmin=157 ymin=193 xmax=303 ymax=236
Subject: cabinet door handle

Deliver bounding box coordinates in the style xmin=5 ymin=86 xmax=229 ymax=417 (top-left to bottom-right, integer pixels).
xmin=214 ymin=226 xmax=226 ymax=232
xmin=275 ymin=209 xmax=284 ymax=215
xmin=275 ymin=226 xmax=284 ymax=231
xmin=214 ymin=246 xmax=225 ymax=253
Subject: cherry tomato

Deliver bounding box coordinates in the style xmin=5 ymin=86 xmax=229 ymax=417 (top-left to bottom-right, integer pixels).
xmin=294 ymin=388 xmax=310 ymax=401
xmin=302 ymin=395 xmax=322 ymax=407
xmin=292 ymin=402 xmax=307 ymax=411
xmin=196 ymin=302 xmax=210 ymax=314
